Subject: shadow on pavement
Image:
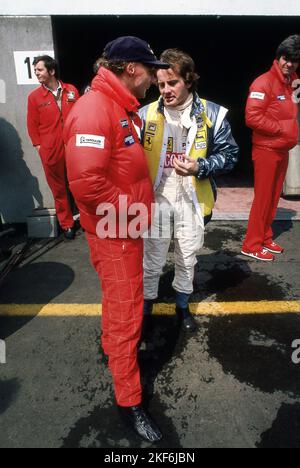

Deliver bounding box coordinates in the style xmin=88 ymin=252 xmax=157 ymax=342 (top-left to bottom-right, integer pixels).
xmin=60 ymin=317 xmax=183 ymax=448
xmin=272 ymin=219 xmax=294 ymax=239
xmin=206 ymin=313 xmax=300 ymax=396
xmin=257 ymin=403 xmax=300 ymax=448
xmin=0 ymin=378 xmax=21 ymax=416
xmin=0 ymin=261 xmax=75 ymax=339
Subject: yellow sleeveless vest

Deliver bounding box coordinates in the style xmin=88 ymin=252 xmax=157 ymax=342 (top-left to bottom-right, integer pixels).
xmin=142 ymin=99 xmax=215 ymax=217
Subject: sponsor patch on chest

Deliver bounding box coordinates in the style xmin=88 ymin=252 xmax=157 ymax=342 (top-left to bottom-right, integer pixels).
xmin=67 ymin=91 xmax=76 ymax=101
xmin=124 ymin=135 xmax=135 ymax=146
xmin=144 ymin=134 xmax=153 ymax=151
xmin=250 ymin=92 xmax=265 ymax=100
xmin=195 ymin=141 xmax=207 ymax=150
xmin=120 ymin=119 xmax=129 ymax=128
xmin=76 ymin=134 xmax=105 ymax=149
xmin=147 ymin=122 xmax=157 ymax=134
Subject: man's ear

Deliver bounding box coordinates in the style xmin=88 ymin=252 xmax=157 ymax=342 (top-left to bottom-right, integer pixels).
xmin=126 ymin=62 xmax=136 ymax=76
xmin=50 ymin=69 xmax=56 ymax=77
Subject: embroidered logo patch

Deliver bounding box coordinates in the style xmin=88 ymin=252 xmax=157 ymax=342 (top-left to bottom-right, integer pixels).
xmin=195 ymin=141 xmax=207 ymax=150
xmin=124 ymin=135 xmax=135 ymax=146
xmin=147 ymin=122 xmax=157 ymax=134
xmin=120 ymin=119 xmax=129 ymax=128
xmin=250 ymin=92 xmax=265 ymax=100
xmin=144 ymin=134 xmax=153 ymax=151
xmin=277 ymin=95 xmax=286 ymax=101
xmin=76 ymin=134 xmax=105 ymax=149
xmin=67 ymin=91 xmax=76 ymax=101
xmin=167 ymin=137 xmax=174 ymax=152
xmin=197 ymin=129 xmax=206 ymax=140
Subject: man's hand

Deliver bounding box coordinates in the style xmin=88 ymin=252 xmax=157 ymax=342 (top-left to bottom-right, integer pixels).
xmin=173 ymin=155 xmax=199 ymax=177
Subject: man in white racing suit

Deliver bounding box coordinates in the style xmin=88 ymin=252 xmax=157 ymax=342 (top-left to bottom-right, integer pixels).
xmin=139 ymin=49 xmax=239 ymax=331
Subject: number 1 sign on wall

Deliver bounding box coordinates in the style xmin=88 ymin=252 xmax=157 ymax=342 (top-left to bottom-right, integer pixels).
xmin=14 ymin=51 xmax=54 ymax=85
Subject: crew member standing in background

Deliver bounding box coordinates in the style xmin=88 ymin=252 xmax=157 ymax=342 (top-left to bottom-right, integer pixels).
xmin=242 ymin=35 xmax=300 ymax=261
xmin=27 ymin=55 xmax=79 ymax=239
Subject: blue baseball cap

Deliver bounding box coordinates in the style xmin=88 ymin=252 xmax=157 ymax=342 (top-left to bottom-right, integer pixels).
xmin=104 ymin=36 xmax=170 ymax=69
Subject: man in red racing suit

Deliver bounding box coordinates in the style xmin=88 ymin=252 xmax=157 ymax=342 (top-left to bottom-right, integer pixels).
xmin=27 ymin=55 xmax=79 ymax=239
xmin=242 ymin=35 xmax=300 ymax=261
xmin=64 ymin=37 xmax=169 ymax=443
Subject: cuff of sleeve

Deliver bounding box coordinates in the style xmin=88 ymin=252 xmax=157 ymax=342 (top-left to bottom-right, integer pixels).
xmin=196 ymin=158 xmax=208 ymax=180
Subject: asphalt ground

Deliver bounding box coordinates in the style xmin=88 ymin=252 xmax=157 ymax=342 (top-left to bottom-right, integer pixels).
xmin=0 ymin=221 xmax=300 ymax=448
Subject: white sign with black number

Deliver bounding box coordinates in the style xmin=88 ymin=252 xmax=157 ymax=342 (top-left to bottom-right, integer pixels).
xmin=14 ymin=51 xmax=54 ymax=85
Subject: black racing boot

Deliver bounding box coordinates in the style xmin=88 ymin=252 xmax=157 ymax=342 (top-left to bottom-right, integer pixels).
xmin=176 ymin=306 xmax=197 ymax=332
xmin=118 ymin=404 xmax=163 ymax=443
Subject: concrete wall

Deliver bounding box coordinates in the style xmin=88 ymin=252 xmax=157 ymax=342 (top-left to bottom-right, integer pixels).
xmin=0 ymin=16 xmax=54 ymax=223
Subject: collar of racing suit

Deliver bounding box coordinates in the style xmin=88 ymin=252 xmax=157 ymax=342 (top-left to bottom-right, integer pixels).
xmin=42 ymin=80 xmax=66 ymax=97
xmin=271 ymin=59 xmax=298 ymax=86
xmin=164 ymin=93 xmax=194 ymax=129
xmin=157 ymin=91 xmax=206 ymax=120
xmin=91 ymin=66 xmax=141 ymax=115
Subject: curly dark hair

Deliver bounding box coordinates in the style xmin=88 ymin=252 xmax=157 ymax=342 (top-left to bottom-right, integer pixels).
xmin=159 ymin=49 xmax=199 ymax=92
xmin=276 ymin=35 xmax=300 ymax=62
xmin=94 ymin=55 xmax=128 ymax=76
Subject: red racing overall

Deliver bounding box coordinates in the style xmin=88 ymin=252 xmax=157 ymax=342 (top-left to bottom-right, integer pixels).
xmin=243 ymin=60 xmax=299 ymax=253
xmin=64 ymin=68 xmax=154 ymax=407
xmin=27 ymin=82 xmax=79 ymax=229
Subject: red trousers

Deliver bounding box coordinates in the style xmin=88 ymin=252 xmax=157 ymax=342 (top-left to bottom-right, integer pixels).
xmin=86 ymin=234 xmax=144 ymax=407
xmin=40 ymin=155 xmax=74 ymax=230
xmin=243 ymin=146 xmax=289 ymax=252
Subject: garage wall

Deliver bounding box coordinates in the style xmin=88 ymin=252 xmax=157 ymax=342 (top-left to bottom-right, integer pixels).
xmin=0 ymin=16 xmax=54 ymax=223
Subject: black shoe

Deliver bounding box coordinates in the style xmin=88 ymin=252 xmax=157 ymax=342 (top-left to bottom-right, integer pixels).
xmin=118 ymin=404 xmax=163 ymax=443
xmin=63 ymin=227 xmax=76 ymax=240
xmin=176 ymin=307 xmax=197 ymax=332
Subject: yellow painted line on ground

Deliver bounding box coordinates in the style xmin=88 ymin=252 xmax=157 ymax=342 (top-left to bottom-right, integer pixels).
xmin=0 ymin=301 xmax=300 ymax=317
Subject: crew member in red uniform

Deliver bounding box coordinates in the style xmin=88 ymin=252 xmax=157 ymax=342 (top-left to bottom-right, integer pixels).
xmin=27 ymin=56 xmax=79 ymax=239
xmin=242 ymin=35 xmax=300 ymax=261
xmin=64 ymin=37 xmax=169 ymax=442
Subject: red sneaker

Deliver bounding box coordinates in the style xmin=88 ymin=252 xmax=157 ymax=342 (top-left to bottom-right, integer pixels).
xmin=241 ymin=248 xmax=275 ymax=262
xmin=263 ymin=241 xmax=284 ymax=254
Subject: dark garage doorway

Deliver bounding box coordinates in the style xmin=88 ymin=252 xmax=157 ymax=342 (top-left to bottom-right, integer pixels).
xmin=52 ymin=15 xmax=300 ymax=182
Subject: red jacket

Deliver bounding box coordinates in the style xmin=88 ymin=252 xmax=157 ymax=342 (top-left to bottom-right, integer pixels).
xmin=245 ymin=60 xmax=299 ymax=152
xmin=27 ymin=82 xmax=79 ymax=164
xmin=64 ymin=68 xmax=154 ymax=237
